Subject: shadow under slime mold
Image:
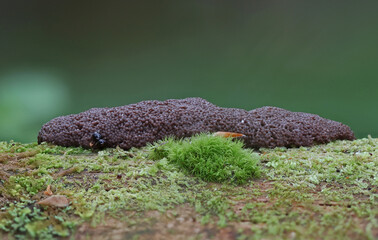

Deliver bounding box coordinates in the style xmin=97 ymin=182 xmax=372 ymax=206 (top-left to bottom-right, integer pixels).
xmin=38 ymin=97 xmax=355 ymax=150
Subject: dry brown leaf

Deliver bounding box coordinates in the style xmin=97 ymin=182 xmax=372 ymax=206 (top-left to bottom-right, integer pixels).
xmin=37 ymin=195 xmax=69 ymax=207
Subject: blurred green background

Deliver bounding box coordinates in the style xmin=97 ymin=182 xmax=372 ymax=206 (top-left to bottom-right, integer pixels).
xmin=0 ymin=0 xmax=377 ymax=143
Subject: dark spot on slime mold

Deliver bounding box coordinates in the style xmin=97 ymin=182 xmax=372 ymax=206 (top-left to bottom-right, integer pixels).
xmin=90 ymin=132 xmax=106 ymax=150
xmin=92 ymin=132 xmax=102 ymax=142
xmin=38 ymin=97 xmax=355 ymax=150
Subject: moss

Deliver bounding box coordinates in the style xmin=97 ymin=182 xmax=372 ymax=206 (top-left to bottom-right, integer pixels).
xmin=0 ymin=200 xmax=76 ymax=239
xmin=0 ymin=137 xmax=377 ymax=239
xmin=6 ymin=175 xmax=53 ymax=197
xmin=150 ymin=133 xmax=261 ymax=184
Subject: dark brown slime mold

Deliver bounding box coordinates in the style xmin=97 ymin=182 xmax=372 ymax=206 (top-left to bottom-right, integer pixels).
xmin=38 ymin=98 xmax=355 ymax=150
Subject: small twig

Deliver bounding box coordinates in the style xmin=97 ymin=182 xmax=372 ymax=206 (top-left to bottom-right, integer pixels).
xmin=0 ymin=154 xmax=12 ymax=163
xmin=0 ymin=170 xmax=10 ymax=181
xmin=54 ymin=166 xmax=79 ymax=179
xmin=0 ymin=150 xmax=39 ymax=163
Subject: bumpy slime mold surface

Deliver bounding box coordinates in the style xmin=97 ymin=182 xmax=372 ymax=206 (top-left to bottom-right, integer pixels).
xmin=38 ymin=98 xmax=355 ymax=149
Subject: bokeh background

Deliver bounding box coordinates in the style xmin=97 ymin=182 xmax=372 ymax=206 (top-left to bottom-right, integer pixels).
xmin=0 ymin=0 xmax=377 ymax=143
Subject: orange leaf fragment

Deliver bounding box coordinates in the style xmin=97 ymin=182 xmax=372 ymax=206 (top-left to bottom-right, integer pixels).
xmin=213 ymin=131 xmax=245 ymax=138
xmin=37 ymin=195 xmax=70 ymax=207
xmin=44 ymin=185 xmax=53 ymax=196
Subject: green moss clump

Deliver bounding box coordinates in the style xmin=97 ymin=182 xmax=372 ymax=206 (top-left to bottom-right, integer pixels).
xmin=150 ymin=134 xmax=260 ymax=184
xmin=0 ymin=200 xmax=75 ymax=239
xmin=7 ymin=175 xmax=53 ymax=197
xmin=0 ymin=201 xmax=46 ymax=237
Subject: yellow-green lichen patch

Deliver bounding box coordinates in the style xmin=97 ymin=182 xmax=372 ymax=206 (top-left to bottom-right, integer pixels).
xmin=0 ymin=137 xmax=377 ymax=239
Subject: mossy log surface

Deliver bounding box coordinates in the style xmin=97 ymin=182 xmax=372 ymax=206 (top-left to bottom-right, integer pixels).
xmin=0 ymin=137 xmax=377 ymax=240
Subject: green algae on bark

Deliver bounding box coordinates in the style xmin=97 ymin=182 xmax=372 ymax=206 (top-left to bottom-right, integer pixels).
xmin=0 ymin=137 xmax=377 ymax=239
